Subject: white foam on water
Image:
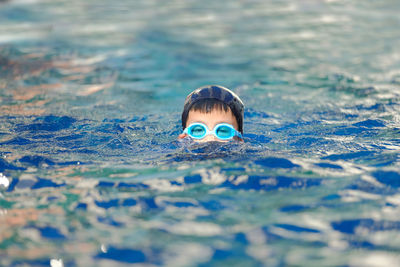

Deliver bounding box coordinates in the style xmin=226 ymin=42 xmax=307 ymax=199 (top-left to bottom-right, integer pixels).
xmin=349 ymin=252 xmax=400 ymax=267
xmin=339 ymin=189 xmax=381 ymax=203
xmin=246 ymin=245 xmax=272 ymax=263
xmin=246 ymin=227 xmax=267 ymax=245
xmin=167 ymin=221 xmax=222 ymax=236
xmin=0 ymin=32 xmax=48 ymax=44
xmin=163 ymin=242 xmax=213 ymax=267
xmin=50 ymin=259 xmax=64 ymax=267
xmin=0 ymin=173 xmax=10 ymax=188
xmin=144 ymin=179 xmax=184 ymax=192
xmin=386 ymin=194 xmax=400 ymax=206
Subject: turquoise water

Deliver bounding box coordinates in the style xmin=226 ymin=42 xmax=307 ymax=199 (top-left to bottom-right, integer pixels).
xmin=1 ymin=0 xmax=400 ymax=266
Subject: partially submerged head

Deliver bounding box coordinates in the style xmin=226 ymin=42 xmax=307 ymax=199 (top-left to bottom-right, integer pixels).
xmin=179 ymin=85 xmax=244 ymax=142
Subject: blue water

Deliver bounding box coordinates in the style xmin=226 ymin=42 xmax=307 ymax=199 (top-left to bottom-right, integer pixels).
xmin=1 ymin=0 xmax=400 ymax=266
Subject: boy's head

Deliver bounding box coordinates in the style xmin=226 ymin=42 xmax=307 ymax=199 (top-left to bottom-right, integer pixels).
xmin=180 ymin=85 xmax=244 ymax=142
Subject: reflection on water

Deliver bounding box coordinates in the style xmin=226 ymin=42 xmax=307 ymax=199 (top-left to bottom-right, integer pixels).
xmin=1 ymin=0 xmax=400 ymax=266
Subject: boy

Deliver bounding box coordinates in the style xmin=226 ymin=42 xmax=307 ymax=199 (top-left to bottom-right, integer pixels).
xmin=178 ymin=85 xmax=244 ymax=142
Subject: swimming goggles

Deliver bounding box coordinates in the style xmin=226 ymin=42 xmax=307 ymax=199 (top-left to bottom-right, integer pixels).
xmin=183 ymin=122 xmax=243 ymax=140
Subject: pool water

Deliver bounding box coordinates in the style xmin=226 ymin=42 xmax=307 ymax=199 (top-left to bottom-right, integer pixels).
xmin=1 ymin=0 xmax=400 ymax=266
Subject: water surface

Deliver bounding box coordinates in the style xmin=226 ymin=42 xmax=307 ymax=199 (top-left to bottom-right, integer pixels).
xmin=1 ymin=0 xmax=400 ymax=266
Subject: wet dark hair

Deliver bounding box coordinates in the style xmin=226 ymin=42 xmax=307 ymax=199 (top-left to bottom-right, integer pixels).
xmin=191 ymin=98 xmax=230 ymax=113
xmin=182 ymin=98 xmax=234 ymax=129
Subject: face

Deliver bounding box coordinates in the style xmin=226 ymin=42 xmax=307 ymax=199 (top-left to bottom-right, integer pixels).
xmin=179 ymin=108 xmax=241 ymax=142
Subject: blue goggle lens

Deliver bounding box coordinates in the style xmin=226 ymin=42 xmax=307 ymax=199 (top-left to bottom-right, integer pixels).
xmin=215 ymin=125 xmax=234 ymax=139
xmin=189 ymin=124 xmax=207 ymax=138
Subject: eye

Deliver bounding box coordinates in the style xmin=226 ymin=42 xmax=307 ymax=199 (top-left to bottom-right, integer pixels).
xmin=216 ymin=125 xmax=233 ymax=138
xmin=189 ymin=125 xmax=206 ymax=137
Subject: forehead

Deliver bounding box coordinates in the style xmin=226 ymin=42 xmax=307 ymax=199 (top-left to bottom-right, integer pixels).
xmin=187 ymin=108 xmax=238 ymax=129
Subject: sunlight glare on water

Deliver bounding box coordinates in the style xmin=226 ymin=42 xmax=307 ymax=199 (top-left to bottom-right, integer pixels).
xmin=0 ymin=0 xmax=400 ymax=266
